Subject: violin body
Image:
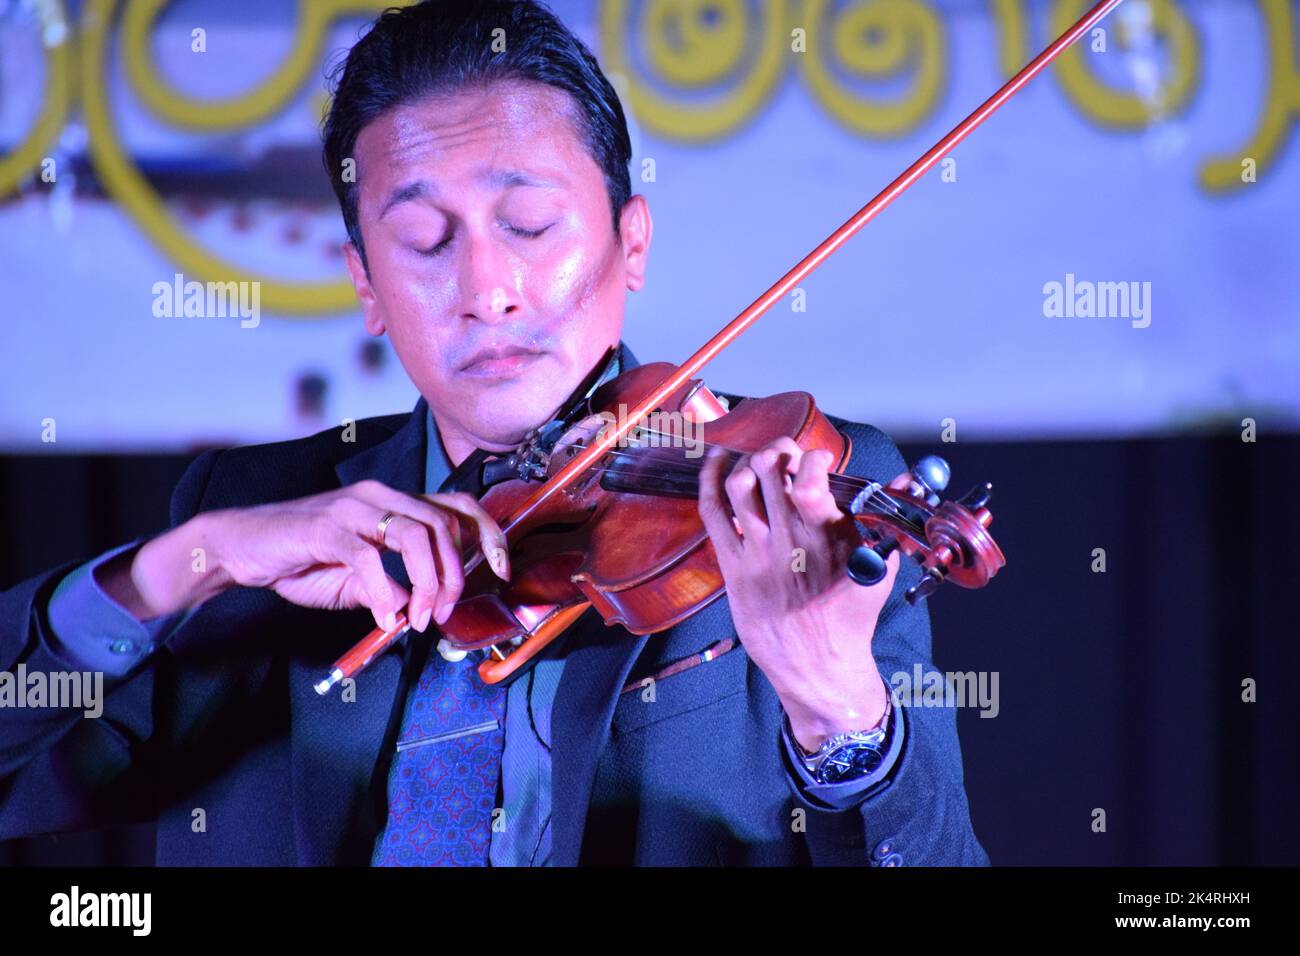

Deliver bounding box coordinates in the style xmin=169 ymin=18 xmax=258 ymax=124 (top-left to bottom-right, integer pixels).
xmin=432 ymin=363 xmax=1003 ymax=684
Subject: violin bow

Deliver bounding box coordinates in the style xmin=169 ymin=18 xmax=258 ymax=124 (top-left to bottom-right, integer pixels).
xmin=488 ymin=0 xmax=1126 ymax=545
xmin=316 ymin=0 xmax=1125 ymax=695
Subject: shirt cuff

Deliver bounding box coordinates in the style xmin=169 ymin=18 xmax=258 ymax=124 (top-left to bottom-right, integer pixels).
xmin=46 ymin=539 xmax=189 ymax=676
xmin=781 ymin=701 xmax=906 ymax=810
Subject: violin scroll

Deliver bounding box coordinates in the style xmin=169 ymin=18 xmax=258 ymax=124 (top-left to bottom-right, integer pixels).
xmin=846 ymin=456 xmax=1006 ymax=605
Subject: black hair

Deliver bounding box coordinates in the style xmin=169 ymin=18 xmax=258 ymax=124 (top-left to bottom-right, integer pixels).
xmin=322 ymin=0 xmax=632 ymax=268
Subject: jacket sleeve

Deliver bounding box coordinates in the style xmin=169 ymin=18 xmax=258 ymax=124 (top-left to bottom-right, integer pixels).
xmin=0 ymin=449 xmax=221 ymax=840
xmin=792 ymin=420 xmax=990 ymax=867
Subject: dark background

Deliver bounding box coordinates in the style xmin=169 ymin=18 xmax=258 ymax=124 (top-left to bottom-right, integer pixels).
xmin=2 ymin=432 xmax=1297 ymax=865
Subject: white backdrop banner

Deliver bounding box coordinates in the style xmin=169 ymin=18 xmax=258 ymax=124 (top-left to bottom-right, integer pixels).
xmin=1 ymin=0 xmax=1296 ymax=450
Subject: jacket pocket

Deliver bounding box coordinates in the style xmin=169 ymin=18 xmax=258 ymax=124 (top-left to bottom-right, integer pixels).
xmin=611 ymin=643 xmax=748 ymax=735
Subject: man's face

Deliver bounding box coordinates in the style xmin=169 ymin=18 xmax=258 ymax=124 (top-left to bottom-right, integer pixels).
xmin=346 ymin=80 xmax=651 ymax=458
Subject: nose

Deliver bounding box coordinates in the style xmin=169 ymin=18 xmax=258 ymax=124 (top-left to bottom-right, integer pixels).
xmin=456 ymin=230 xmax=522 ymax=324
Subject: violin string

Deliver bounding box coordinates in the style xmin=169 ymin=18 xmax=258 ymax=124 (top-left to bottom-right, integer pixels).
xmin=572 ymin=460 xmax=927 ymax=539
xmin=564 ymin=429 xmax=899 ymax=496
xmin=535 ymin=415 xmax=931 ymax=532
xmin=558 ymin=432 xmax=902 ymax=503
xmin=552 ymin=439 xmax=926 ymax=536
xmin=561 ymin=438 xmax=911 ymax=514
xmin=561 ymin=425 xmax=904 ymax=499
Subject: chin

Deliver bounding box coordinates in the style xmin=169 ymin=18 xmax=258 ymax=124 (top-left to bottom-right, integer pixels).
xmin=456 ymin=372 xmax=571 ymax=448
xmin=467 ymin=414 xmax=553 ymax=452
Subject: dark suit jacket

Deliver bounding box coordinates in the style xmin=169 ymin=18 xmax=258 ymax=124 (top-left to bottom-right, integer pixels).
xmin=0 ymin=389 xmax=989 ymax=866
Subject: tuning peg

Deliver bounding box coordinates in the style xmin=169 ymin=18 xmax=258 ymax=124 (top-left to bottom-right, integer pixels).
xmin=910 ymin=455 xmax=950 ymax=505
xmin=848 ymin=537 xmax=897 ymax=587
xmin=958 ymin=482 xmax=993 ymax=511
xmin=904 ymin=568 xmax=944 ymax=605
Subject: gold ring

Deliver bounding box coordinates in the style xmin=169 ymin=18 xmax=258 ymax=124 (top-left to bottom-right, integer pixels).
xmin=376 ymin=511 xmax=397 ymax=549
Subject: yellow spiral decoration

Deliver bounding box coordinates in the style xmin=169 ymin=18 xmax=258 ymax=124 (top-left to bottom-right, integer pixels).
xmin=0 ymin=0 xmax=73 ymax=197
xmin=992 ymin=0 xmax=1029 ymax=79
xmin=2 ymin=0 xmax=1289 ymax=307
xmin=798 ymin=0 xmax=945 ymax=138
xmin=1199 ymin=0 xmax=1299 ymax=192
xmin=120 ymin=0 xmax=345 ymax=131
xmin=600 ymin=0 xmax=788 ymax=141
xmin=1051 ymin=0 xmax=1199 ymax=127
xmin=81 ymin=0 xmax=397 ymax=314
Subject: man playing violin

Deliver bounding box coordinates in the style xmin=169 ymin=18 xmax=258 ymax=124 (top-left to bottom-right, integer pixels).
xmin=0 ymin=0 xmax=988 ymax=866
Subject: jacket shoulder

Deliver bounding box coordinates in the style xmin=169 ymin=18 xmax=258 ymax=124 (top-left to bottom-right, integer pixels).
xmin=823 ymin=412 xmax=908 ymax=481
xmin=177 ymin=409 xmax=413 ymax=512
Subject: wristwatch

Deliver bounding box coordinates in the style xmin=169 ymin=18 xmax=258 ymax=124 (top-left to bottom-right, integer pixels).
xmin=792 ymin=696 xmax=894 ymax=785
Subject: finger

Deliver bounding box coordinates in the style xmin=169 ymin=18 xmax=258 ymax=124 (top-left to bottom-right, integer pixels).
xmin=887 ymin=470 xmax=913 ymax=492
xmin=749 ymin=439 xmax=803 ymax=546
xmin=724 ymin=456 xmax=769 ymax=545
xmin=381 ymin=515 xmax=440 ymax=632
xmin=790 ymin=448 xmax=843 ymax=527
xmin=348 ymin=481 xmax=510 ymax=581
xmin=698 ymin=446 xmax=742 ymax=561
xmin=426 ymin=516 xmax=465 ymax=625
xmin=321 ymin=499 xmax=437 ymax=626
xmin=336 ymin=486 xmax=504 ymax=626
xmin=430 ymin=493 xmax=511 ymax=581
xmin=345 ymin=494 xmax=491 ymax=629
xmin=330 ymin=529 xmax=407 ymax=631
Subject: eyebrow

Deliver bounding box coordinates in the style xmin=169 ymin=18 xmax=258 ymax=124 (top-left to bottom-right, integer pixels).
xmin=378 ymin=181 xmax=433 ymax=219
xmin=378 ymin=168 xmax=562 ymax=220
xmin=481 ymin=168 xmax=561 ymax=190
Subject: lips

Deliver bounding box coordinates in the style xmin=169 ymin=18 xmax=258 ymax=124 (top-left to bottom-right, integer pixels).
xmin=458 ymin=343 xmax=544 ymax=378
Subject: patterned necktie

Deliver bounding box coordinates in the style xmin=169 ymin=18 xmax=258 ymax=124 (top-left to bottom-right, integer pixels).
xmin=370 ymin=431 xmax=510 ymax=866
xmin=372 ymin=376 xmax=625 ymax=866
xmin=371 ymin=647 xmax=508 ymax=866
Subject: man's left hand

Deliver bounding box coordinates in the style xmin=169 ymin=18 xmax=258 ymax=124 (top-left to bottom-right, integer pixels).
xmin=698 ymin=437 xmax=900 ymax=753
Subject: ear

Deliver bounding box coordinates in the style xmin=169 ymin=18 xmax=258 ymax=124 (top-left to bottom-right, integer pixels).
xmin=617 ymin=195 xmax=652 ymax=293
xmin=344 ymin=241 xmax=386 ymax=335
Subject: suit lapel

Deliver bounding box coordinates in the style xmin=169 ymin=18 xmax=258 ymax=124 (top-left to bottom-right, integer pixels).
xmin=548 ymin=341 xmax=755 ymax=865
xmin=287 ymin=398 xmax=428 ymax=865
xmin=549 ymin=598 xmax=739 ymax=865
xmin=547 ymin=343 xmax=648 ymax=865
xmin=550 ymin=615 xmax=649 ymax=866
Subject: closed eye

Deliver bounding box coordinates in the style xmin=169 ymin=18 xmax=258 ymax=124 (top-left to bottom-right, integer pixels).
xmin=414 ymin=222 xmax=553 ymax=257
xmin=503 ymin=222 xmax=553 ymax=240
xmin=415 ymin=236 xmax=453 ymax=258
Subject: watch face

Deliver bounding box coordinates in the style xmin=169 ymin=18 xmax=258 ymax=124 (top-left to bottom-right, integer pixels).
xmin=819 ymin=743 xmax=885 ymax=784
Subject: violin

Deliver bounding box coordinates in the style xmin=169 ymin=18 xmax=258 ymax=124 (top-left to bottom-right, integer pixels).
xmin=315 ymin=0 xmax=1124 ymax=694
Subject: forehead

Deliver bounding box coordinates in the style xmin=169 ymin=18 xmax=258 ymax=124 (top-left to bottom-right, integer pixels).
xmin=353 ymin=80 xmax=595 ymax=202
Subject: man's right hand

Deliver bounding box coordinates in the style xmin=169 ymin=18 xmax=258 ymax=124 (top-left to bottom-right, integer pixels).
xmin=96 ymin=479 xmax=510 ymax=634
